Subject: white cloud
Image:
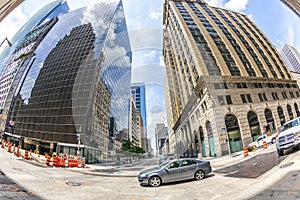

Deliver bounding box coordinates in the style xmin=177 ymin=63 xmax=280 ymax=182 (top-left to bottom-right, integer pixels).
xmin=0 ymin=6 xmax=28 ymax=54
xmin=144 ymin=50 xmax=157 ymax=58
xmin=205 ymin=0 xmax=225 ymax=7
xmin=224 ymin=0 xmax=250 ymax=12
xmin=247 ymin=14 xmax=253 ymax=20
xmin=159 ymin=55 xmax=165 ymax=66
xmin=150 ymin=11 xmax=162 ymax=20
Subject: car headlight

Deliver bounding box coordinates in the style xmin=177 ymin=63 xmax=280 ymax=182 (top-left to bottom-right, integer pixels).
xmin=139 ymin=173 xmax=146 ymax=178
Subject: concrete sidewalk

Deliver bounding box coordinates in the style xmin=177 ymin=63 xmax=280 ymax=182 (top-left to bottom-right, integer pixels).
xmin=0 ymin=143 xmax=279 ymax=178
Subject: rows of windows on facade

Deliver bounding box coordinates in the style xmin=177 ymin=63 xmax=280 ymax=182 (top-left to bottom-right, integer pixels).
xmin=163 ymin=0 xmax=300 ymax=159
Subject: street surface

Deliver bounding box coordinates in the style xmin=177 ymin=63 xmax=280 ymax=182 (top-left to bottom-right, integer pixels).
xmin=0 ymin=145 xmax=300 ymax=200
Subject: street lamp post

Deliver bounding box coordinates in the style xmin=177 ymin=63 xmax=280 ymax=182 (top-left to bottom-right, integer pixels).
xmin=76 ymin=126 xmax=82 ymax=157
xmin=0 ymin=37 xmax=12 ymax=47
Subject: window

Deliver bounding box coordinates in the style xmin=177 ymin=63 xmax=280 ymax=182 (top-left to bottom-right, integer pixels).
xmin=241 ymin=94 xmax=252 ymax=103
xmin=262 ymin=93 xmax=268 ymax=101
xmin=290 ymin=92 xmax=294 ymax=98
xmin=272 ymin=92 xmax=279 ymax=100
xmin=241 ymin=94 xmax=247 ymax=103
xmin=218 ymin=95 xmax=225 ymax=105
xmin=182 ymin=160 xmax=196 ymax=166
xmin=226 ymin=95 xmax=233 ymax=104
xmin=167 ymin=161 xmax=180 ymax=169
xmin=258 ymin=93 xmax=263 ymax=102
xmin=282 ymin=92 xmax=288 ymax=99
xmin=246 ymin=94 xmax=252 ymax=103
xmin=258 ymin=93 xmax=267 ymax=102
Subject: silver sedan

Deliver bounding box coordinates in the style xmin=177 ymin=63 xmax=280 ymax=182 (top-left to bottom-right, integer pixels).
xmin=138 ymin=158 xmax=212 ymax=187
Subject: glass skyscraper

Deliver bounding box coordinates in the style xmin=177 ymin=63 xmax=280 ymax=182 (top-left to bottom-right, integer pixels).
xmin=0 ymin=0 xmax=69 ymax=131
xmin=0 ymin=0 xmax=69 ymax=72
xmin=2 ymin=0 xmax=132 ymax=163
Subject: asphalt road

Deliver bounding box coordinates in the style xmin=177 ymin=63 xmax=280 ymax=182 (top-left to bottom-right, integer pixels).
xmin=214 ymin=151 xmax=288 ymax=178
xmin=1 ymin=147 xmax=300 ymax=200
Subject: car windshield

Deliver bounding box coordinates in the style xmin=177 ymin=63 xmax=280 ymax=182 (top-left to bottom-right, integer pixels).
xmin=159 ymin=160 xmax=171 ymax=168
xmin=282 ymin=119 xmax=299 ymax=131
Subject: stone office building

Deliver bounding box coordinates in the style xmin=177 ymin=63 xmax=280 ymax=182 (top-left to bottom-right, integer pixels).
xmin=163 ymin=0 xmax=300 ymax=158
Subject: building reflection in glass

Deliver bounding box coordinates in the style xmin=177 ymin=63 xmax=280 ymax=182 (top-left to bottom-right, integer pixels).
xmin=5 ymin=1 xmax=132 ymax=163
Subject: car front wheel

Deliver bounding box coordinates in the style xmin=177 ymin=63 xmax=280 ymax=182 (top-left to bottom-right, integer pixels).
xmin=148 ymin=176 xmax=161 ymax=187
xmin=194 ymin=170 xmax=205 ymax=180
xmin=277 ymin=149 xmax=284 ymax=156
xmin=271 ymin=138 xmax=276 ymax=144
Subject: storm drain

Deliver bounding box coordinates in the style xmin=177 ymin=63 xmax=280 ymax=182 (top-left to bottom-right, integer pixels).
xmin=279 ymin=162 xmax=294 ymax=169
xmin=66 ymin=182 xmax=81 ymax=186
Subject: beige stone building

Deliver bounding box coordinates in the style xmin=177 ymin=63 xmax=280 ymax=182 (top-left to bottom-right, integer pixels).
xmin=280 ymin=0 xmax=300 ymax=18
xmin=163 ymin=0 xmax=300 ymax=158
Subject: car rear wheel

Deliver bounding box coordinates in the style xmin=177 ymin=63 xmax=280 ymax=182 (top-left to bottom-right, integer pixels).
xmin=148 ymin=176 xmax=161 ymax=187
xmin=194 ymin=170 xmax=205 ymax=180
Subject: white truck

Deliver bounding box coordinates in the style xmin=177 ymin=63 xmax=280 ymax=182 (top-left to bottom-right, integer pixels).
xmin=248 ymin=134 xmax=277 ymax=148
xmin=276 ymin=117 xmax=300 ymax=156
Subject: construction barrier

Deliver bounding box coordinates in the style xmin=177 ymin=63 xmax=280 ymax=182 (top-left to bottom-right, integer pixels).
xmin=15 ymin=146 xmax=20 ymax=157
xmin=46 ymin=156 xmax=51 ymax=166
xmin=24 ymin=150 xmax=29 ymax=160
xmin=263 ymin=141 xmax=267 ymax=149
xmin=7 ymin=143 xmax=12 ymax=153
xmin=243 ymin=148 xmax=248 ymax=157
xmin=81 ymin=158 xmax=85 ymax=168
xmin=53 ymin=157 xmax=60 ymax=167
xmin=67 ymin=159 xmax=77 ymax=167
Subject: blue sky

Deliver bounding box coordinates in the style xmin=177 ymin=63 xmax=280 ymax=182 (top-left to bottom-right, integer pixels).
xmin=0 ymin=0 xmax=300 ymax=151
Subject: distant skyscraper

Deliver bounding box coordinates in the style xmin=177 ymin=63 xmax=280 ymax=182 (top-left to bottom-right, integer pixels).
xmin=155 ymin=123 xmax=166 ymax=155
xmin=130 ymin=83 xmax=148 ymax=151
xmin=1 ymin=0 xmax=132 ymax=163
xmin=280 ymin=0 xmax=300 ymax=18
xmin=163 ymin=0 xmax=299 ymax=158
xmin=280 ymin=44 xmax=300 ymax=73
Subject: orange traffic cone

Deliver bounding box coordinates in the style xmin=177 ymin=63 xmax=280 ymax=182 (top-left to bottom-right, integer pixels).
xmin=243 ymin=148 xmax=248 ymax=157
xmin=263 ymin=141 xmax=267 ymax=149
xmin=81 ymin=159 xmax=85 ymax=168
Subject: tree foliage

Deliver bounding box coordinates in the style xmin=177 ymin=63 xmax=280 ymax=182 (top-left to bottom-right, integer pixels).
xmin=121 ymin=141 xmax=145 ymax=153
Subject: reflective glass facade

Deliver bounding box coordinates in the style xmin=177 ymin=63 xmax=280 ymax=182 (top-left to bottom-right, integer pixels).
xmin=4 ymin=1 xmax=132 ymax=163
xmin=0 ymin=0 xmax=69 ymax=72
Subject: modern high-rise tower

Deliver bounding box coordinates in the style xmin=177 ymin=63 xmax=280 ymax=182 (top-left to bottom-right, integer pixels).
xmin=130 ymin=83 xmax=148 ymax=151
xmin=280 ymin=44 xmax=300 ymax=73
xmin=163 ymin=0 xmax=300 ymax=158
xmin=0 ymin=0 xmax=69 ymax=131
xmin=1 ymin=0 xmax=132 ymax=163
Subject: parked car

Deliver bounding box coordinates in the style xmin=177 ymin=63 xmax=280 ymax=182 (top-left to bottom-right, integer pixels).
xmin=138 ymin=158 xmax=212 ymax=187
xmin=276 ymin=117 xmax=300 ymax=156
xmin=248 ymin=134 xmax=277 ymax=148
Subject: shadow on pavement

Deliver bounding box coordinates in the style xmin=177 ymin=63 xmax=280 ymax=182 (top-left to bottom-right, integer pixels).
xmin=140 ymin=173 xmax=215 ymax=188
xmin=248 ymin=170 xmax=300 ymax=200
xmin=214 ymin=151 xmax=287 ymax=178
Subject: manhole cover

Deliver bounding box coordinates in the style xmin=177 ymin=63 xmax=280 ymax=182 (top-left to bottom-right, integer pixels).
xmin=280 ymin=162 xmax=294 ymax=168
xmin=66 ymin=182 xmax=81 ymax=186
